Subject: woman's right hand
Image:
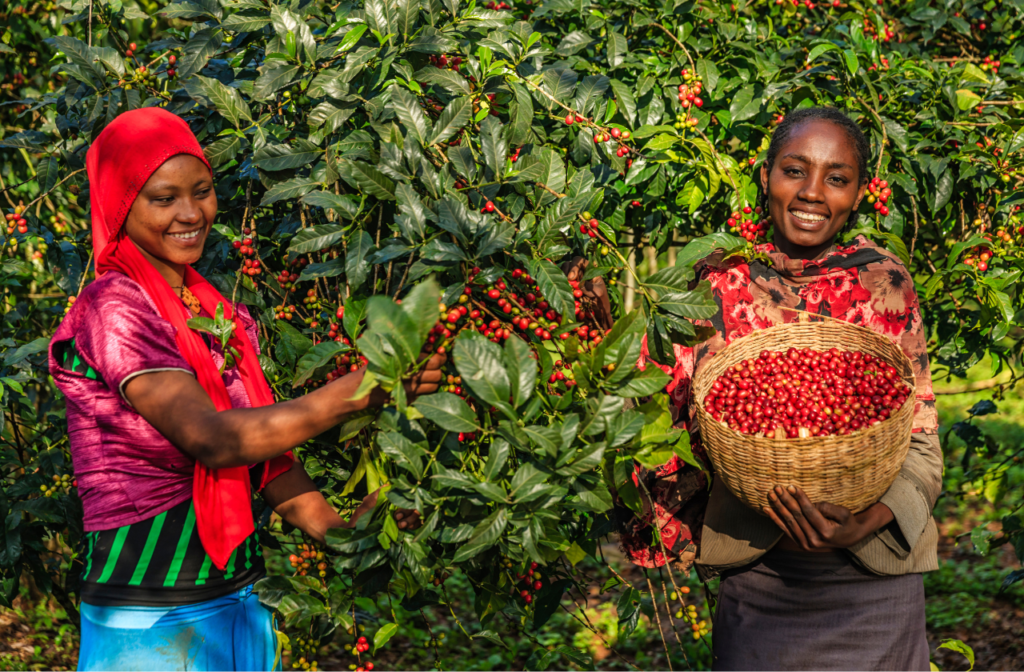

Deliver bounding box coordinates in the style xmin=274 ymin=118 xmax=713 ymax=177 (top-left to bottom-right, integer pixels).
xmin=402 ymin=352 xmax=447 ymax=401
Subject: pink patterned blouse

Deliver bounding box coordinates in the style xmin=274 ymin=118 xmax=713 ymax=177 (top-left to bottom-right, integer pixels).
xmin=49 ymin=271 xmax=262 ymax=532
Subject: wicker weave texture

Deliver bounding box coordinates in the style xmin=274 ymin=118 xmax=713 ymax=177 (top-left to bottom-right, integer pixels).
xmin=693 ymin=320 xmax=916 ymax=515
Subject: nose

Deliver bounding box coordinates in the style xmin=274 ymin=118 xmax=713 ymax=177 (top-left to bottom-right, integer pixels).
xmin=176 ymin=197 xmax=203 ymax=225
xmin=796 ymin=170 xmax=826 ymax=203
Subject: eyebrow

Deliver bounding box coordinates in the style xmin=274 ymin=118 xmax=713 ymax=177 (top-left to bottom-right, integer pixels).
xmin=780 ymin=153 xmax=854 ymax=171
xmin=147 ymin=178 xmax=212 ymax=191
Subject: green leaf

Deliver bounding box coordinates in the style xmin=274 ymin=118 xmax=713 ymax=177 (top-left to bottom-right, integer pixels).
xmin=430 ymin=96 xmax=472 ymax=145
xmin=479 ymin=116 xmax=507 ymax=180
xmin=452 ymin=508 xmax=508 ymax=562
xmin=400 ymin=279 xmax=441 ymax=348
xmin=221 ymin=14 xmax=272 ymax=31
xmin=204 ymin=136 xmax=242 ymax=168
xmin=843 ymin=49 xmax=860 ymax=76
xmin=508 ymin=82 xmax=534 ymax=146
xmin=336 ymin=159 xmax=396 ymax=200
xmin=955 ymin=88 xmax=983 ymax=111
xmin=643 ymin=265 xmax=694 ymax=297
xmin=161 ymin=1 xmax=221 ymax=19
xmin=414 ymin=66 xmax=472 ymax=95
xmin=938 ymin=640 xmax=975 ymax=672
xmin=366 ymin=303 xmax=419 ymax=374
xmin=177 ymin=27 xmax=222 ymax=81
xmin=192 ymin=75 xmax=252 ymax=127
xmin=608 ymin=78 xmax=637 ymax=126
xmin=805 ymin=42 xmax=839 ymax=65
xmin=335 ymin=24 xmax=368 ymax=54
xmin=301 ymin=192 xmax=360 ymax=220
xmin=696 ymin=58 xmax=720 ymax=93
xmin=261 ymin=178 xmax=319 ymax=206
xmin=391 ymin=86 xmax=432 ymax=146
xmin=729 ymin=84 xmax=761 ymax=122
xmin=252 ymin=62 xmax=301 ymax=101
xmin=611 ymin=367 xmax=671 ymax=396
xmin=372 ymin=623 xmax=399 ymax=654
xmin=345 ymin=230 xmax=375 ymax=287
xmin=271 ymin=5 xmax=318 ymax=66
xmin=288 ymin=225 xmax=345 ymax=256
xmin=413 ymin=392 xmax=479 ymax=432
xmin=503 ymin=334 xmax=536 ymax=407
xmin=293 ymin=341 xmax=349 ymax=387
xmin=526 ymin=259 xmax=576 ymax=327
xmin=657 ymin=285 xmax=717 ymax=320
xmin=606 ymin=32 xmax=627 ymax=68
xmin=455 ymin=331 xmax=510 ymax=408
xmin=253 ymin=142 xmax=322 ymax=171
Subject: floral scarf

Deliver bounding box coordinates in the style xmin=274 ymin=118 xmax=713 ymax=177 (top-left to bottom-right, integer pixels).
xmin=623 ymin=235 xmax=938 ymax=568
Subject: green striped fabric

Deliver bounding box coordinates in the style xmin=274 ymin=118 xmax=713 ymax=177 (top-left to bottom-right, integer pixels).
xmin=80 ymin=495 xmax=265 ymax=606
xmin=60 ymin=338 xmax=100 ymax=380
xmin=67 ymin=338 xmax=266 ymax=606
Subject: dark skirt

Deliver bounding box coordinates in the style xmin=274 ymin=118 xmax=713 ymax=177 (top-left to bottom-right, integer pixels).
xmin=711 ymin=547 xmax=928 ymax=671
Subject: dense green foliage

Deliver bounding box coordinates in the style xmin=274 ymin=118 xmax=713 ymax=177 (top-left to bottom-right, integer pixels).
xmin=1 ymin=0 xmax=1023 ymax=667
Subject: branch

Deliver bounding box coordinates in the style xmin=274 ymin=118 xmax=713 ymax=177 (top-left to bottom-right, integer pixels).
xmin=649 ymin=22 xmax=696 ymax=71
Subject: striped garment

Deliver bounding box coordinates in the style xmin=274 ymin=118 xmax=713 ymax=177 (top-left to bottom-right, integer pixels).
xmin=62 ymin=339 xmax=265 ymax=607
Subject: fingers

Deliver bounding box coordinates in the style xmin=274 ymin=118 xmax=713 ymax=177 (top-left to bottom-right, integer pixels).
xmin=563 ymin=256 xmax=588 ymax=282
xmin=762 ymin=503 xmax=796 ymax=541
xmin=815 ymin=501 xmax=852 ymax=524
xmin=417 ymin=352 xmax=448 ymax=370
xmin=395 ymin=509 xmax=422 ymax=530
xmin=767 ymin=486 xmax=814 ymax=549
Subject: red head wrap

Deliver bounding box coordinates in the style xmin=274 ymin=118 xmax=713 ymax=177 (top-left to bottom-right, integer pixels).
xmin=87 ymin=107 xmax=292 ymax=570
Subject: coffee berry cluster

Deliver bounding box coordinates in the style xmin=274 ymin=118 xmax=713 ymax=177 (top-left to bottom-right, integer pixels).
xmin=703 ymin=348 xmax=911 ymax=438
xmin=727 ymin=206 xmax=767 ymax=242
xmin=287 ymin=543 xmax=326 ymax=578
xmin=513 ymin=561 xmax=545 ymax=604
xmin=39 ymin=473 xmax=76 ymax=498
xmin=289 ymin=634 xmax=320 ymax=671
xmin=5 ymin=205 xmax=28 ymax=235
xmin=865 ymin=177 xmax=891 ymax=217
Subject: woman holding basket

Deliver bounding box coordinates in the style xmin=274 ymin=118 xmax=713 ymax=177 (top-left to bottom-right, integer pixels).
xmin=613 ymin=107 xmax=940 ymax=670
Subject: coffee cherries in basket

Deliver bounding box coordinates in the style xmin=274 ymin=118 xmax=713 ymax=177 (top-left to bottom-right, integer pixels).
xmin=702 ymin=347 xmax=911 ymax=439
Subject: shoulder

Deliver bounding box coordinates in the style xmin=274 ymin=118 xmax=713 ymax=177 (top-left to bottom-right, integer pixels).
xmin=844 ymin=235 xmax=910 ymax=272
xmin=76 ymin=271 xmax=163 ymax=319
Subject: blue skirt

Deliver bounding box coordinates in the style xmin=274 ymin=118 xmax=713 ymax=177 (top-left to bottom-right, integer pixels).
xmin=78 ymin=584 xmax=281 ymax=671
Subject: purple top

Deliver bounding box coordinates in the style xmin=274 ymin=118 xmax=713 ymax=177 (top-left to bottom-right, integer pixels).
xmin=49 ymin=272 xmax=262 ymax=532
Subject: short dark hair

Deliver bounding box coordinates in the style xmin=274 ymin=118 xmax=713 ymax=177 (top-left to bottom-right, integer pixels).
xmin=760 ymin=107 xmax=872 ymax=229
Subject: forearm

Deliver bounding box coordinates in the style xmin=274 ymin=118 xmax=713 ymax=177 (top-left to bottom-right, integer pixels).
xmin=857 ymin=502 xmax=894 ymax=537
xmin=262 ymin=461 xmax=345 ymax=544
xmin=126 ymin=367 xmax=385 ymax=469
xmin=199 ymin=372 xmax=385 ymax=467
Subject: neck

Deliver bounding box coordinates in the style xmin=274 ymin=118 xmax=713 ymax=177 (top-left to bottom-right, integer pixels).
xmin=772 ymin=232 xmax=836 ymax=261
xmin=129 ymin=237 xmax=187 ymax=292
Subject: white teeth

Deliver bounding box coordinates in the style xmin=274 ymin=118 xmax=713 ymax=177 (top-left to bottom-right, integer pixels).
xmin=791 ymin=211 xmax=827 ymax=223
xmin=169 ymin=229 xmax=201 ymax=240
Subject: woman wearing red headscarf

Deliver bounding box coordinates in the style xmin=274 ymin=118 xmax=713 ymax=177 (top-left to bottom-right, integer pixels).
xmin=49 ymin=107 xmax=443 ymax=671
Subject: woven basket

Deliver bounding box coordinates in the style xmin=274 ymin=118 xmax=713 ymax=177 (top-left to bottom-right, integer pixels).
xmin=693 ymin=315 xmax=916 ymax=515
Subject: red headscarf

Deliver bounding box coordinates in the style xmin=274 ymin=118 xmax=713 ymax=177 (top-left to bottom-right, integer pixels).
xmin=87 ymin=107 xmax=293 ymax=570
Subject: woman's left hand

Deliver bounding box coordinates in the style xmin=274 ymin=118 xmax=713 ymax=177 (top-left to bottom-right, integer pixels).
xmin=763 ymin=485 xmax=894 ymax=550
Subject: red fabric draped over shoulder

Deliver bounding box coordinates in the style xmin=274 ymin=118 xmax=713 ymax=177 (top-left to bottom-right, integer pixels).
xmin=87 ymin=107 xmax=292 ymax=570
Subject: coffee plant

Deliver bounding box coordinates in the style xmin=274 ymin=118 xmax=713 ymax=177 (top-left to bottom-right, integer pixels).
xmin=1 ymin=0 xmax=1024 ymax=666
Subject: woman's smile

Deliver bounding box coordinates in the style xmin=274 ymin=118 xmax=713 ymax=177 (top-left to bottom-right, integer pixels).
xmin=788 ymin=208 xmax=831 ymax=231
xmin=167 ymin=225 xmax=207 ymax=246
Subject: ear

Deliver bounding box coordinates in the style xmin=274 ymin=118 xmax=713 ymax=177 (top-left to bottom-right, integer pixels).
xmin=759 ymin=163 xmax=770 ymax=195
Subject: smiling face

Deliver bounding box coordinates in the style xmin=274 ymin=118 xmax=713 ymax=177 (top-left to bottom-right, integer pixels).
xmin=761 ymin=119 xmax=867 ymax=256
xmin=123 ymin=154 xmax=216 ymax=282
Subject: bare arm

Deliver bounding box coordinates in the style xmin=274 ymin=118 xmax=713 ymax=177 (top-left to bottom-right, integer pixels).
xmin=263 ymin=461 xmax=421 ymax=543
xmin=124 ymin=354 xmax=445 ymax=470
